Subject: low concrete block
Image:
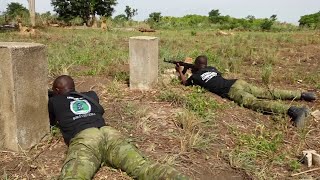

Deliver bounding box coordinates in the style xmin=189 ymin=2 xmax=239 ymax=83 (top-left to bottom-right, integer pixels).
xmin=129 ymin=36 xmax=159 ymax=90
xmin=303 ymin=150 xmax=316 ymax=167
xmin=0 ymin=42 xmax=49 ymax=151
xmin=313 ymin=153 xmax=320 ymax=166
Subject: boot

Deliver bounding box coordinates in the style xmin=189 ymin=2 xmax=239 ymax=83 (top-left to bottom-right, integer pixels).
xmin=287 ymin=106 xmax=309 ymax=128
xmin=301 ymin=92 xmax=317 ymax=102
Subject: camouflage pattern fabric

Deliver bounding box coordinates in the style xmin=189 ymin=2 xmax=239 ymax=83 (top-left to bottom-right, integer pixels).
xmin=60 ymin=128 xmax=104 ymax=180
xmin=227 ymin=80 xmax=301 ymax=114
xmin=60 ymin=126 xmax=188 ymax=180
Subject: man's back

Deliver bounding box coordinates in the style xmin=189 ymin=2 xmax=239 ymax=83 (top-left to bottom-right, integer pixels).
xmin=49 ymin=91 xmax=106 ymax=144
xmin=187 ymin=66 xmax=237 ymax=97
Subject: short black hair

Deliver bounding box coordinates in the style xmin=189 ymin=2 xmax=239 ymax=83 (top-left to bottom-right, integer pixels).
xmin=53 ymin=75 xmax=75 ymax=92
xmin=195 ymin=55 xmax=208 ymax=66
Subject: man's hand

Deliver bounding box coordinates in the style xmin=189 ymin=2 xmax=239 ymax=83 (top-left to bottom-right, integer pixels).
xmin=175 ymin=63 xmax=182 ymax=73
xmin=175 ymin=63 xmax=188 ymax=85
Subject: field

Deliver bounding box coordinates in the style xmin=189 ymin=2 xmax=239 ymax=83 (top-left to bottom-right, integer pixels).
xmin=0 ymin=27 xmax=320 ymax=180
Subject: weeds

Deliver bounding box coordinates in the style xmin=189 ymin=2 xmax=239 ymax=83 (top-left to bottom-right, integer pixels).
xmin=261 ymin=63 xmax=273 ymax=86
xmin=186 ymin=129 xmax=210 ymax=150
xmin=103 ymin=80 xmax=123 ymax=99
xmin=122 ymin=102 xmax=150 ymax=131
xmin=2 ymin=169 xmax=8 ymax=180
xmin=175 ymin=111 xmax=200 ymax=132
xmin=227 ymin=57 xmax=241 ymax=73
xmin=0 ymin=28 xmax=318 ymax=89
xmin=122 ymin=102 xmax=148 ymax=119
xmin=160 ymin=154 xmax=180 ymax=167
xmin=238 ymin=132 xmax=283 ymax=158
xmin=175 ymin=111 xmax=211 ymax=151
xmin=288 ymin=160 xmax=301 ymax=172
xmin=228 ymin=125 xmax=284 ymax=178
xmin=50 ymin=126 xmax=61 ymax=137
xmin=114 ymin=71 xmax=129 ymax=82
xmin=158 ymin=87 xmax=219 ymax=118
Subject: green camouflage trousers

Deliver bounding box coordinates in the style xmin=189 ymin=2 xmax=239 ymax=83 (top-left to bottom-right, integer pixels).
xmin=227 ymin=80 xmax=301 ymax=114
xmin=60 ymin=126 xmax=188 ymax=180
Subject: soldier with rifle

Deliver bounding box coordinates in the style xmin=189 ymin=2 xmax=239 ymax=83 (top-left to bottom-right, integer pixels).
xmin=49 ymin=75 xmax=188 ymax=180
xmin=169 ymin=55 xmax=317 ymax=127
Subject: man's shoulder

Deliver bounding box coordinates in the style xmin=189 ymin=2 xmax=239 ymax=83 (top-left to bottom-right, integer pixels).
xmin=206 ymin=66 xmax=216 ymax=70
xmin=50 ymin=91 xmax=99 ymax=102
xmin=48 ymin=96 xmax=55 ymax=104
xmin=49 ymin=93 xmax=71 ymax=101
xmin=82 ymin=91 xmax=98 ymax=97
xmin=193 ymin=67 xmax=212 ymax=76
xmin=81 ymin=91 xmax=99 ymax=101
xmin=48 ymin=95 xmax=67 ymax=108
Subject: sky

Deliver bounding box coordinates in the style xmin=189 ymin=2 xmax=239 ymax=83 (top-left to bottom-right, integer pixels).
xmin=0 ymin=0 xmax=319 ymax=24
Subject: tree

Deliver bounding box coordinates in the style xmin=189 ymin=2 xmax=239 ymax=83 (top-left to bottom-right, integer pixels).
xmin=51 ymin=0 xmax=117 ymax=25
xmin=124 ymin=5 xmax=137 ymax=20
xmin=260 ymin=14 xmax=277 ymax=31
xmin=246 ymin=15 xmax=255 ymax=23
xmin=40 ymin=11 xmax=55 ymax=24
xmin=114 ymin=14 xmax=126 ymax=22
xmin=208 ymin=9 xmax=220 ymax=23
xmin=148 ymin=12 xmax=162 ymax=22
xmin=209 ymin=9 xmax=220 ymax=17
xmin=208 ymin=9 xmax=229 ymax=24
xmin=5 ymin=2 xmax=29 ymax=20
xmin=270 ymin=14 xmax=277 ymax=21
xmin=299 ymin=11 xmax=320 ymax=28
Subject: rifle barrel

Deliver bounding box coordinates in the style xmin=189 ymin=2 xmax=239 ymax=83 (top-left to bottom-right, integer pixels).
xmin=164 ymin=59 xmax=193 ymax=68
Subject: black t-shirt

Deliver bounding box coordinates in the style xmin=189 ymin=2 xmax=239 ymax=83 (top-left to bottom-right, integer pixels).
xmin=186 ymin=66 xmax=237 ymax=97
xmin=48 ymin=91 xmax=106 ymax=145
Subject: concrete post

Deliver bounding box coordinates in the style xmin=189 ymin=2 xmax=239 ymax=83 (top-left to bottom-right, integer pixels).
xmin=129 ymin=36 xmax=159 ymax=90
xmin=28 ymin=0 xmax=36 ymax=27
xmin=0 ymin=42 xmax=49 ymax=151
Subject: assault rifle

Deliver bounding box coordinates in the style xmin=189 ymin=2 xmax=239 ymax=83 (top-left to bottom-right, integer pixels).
xmin=164 ymin=58 xmax=194 ymax=74
xmin=164 ymin=59 xmax=194 ymax=69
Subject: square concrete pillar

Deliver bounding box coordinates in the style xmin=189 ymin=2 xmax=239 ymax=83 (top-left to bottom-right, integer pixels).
xmin=129 ymin=36 xmax=159 ymax=90
xmin=0 ymin=42 xmax=49 ymax=151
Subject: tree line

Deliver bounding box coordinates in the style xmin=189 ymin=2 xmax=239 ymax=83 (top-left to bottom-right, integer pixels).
xmin=1 ymin=1 xmax=319 ymax=30
xmin=147 ymin=10 xmax=319 ymax=31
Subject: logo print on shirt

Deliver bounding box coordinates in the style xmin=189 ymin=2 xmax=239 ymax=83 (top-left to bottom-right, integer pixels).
xmin=201 ymin=72 xmax=217 ymax=83
xmin=70 ymin=99 xmax=92 ymax=115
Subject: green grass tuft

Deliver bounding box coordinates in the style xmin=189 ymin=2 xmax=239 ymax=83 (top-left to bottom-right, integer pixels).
xmin=158 ymin=87 xmax=219 ymax=118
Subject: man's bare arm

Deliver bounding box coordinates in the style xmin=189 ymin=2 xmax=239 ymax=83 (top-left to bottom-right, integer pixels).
xmin=175 ymin=64 xmax=188 ymax=85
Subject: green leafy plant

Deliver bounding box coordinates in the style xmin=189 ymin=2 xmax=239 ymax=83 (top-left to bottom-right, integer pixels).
xmin=299 ymin=11 xmax=320 ymax=28
xmin=260 ymin=15 xmax=277 ymax=31
xmin=158 ymin=88 xmax=219 ymax=118
xmin=288 ymin=160 xmax=301 ymax=172
xmin=190 ymin=30 xmax=197 ymax=36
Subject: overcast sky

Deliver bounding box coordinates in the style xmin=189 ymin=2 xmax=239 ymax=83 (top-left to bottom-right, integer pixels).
xmin=1 ymin=0 xmax=319 ymax=24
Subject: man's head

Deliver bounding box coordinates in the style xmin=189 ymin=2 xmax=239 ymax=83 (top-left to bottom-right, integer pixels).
xmin=192 ymin=55 xmax=208 ymax=73
xmin=52 ymin=75 xmax=75 ymax=95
